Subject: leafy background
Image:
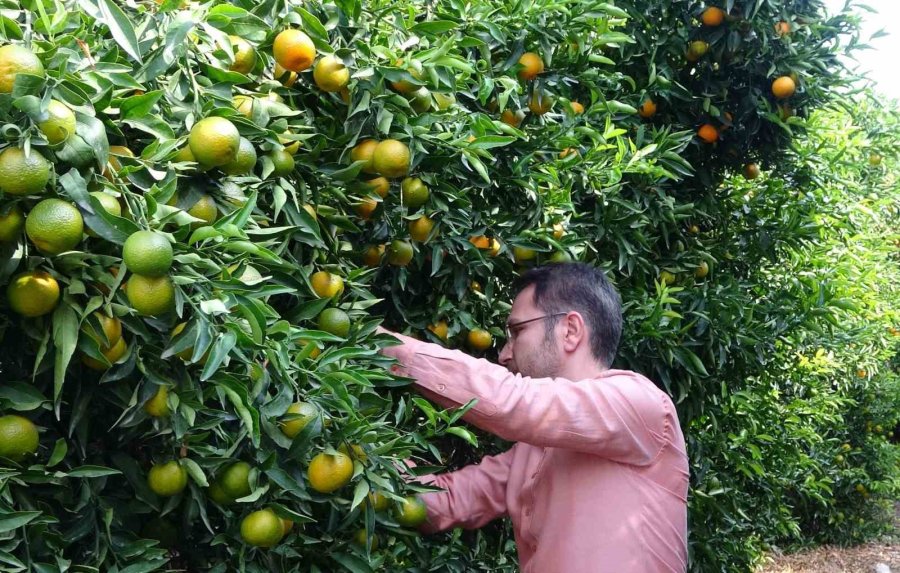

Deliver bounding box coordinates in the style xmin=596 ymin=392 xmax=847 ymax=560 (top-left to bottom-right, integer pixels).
xmin=0 ymin=0 xmax=897 ymax=571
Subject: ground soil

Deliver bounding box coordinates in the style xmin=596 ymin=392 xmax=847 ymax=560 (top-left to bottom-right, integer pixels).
xmin=757 ymin=503 xmax=899 ymax=573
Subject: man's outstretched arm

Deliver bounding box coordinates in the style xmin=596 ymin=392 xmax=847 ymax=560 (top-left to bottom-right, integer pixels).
xmin=412 ymin=447 xmax=515 ymax=534
xmin=379 ymin=329 xmax=673 ymax=466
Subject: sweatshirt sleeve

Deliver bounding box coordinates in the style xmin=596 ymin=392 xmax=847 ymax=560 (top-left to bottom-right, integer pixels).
xmin=413 ymin=447 xmax=516 ymax=533
xmin=382 ymin=333 xmax=673 ymax=466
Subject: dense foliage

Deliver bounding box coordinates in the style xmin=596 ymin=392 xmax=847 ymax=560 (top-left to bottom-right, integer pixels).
xmin=0 ymin=0 xmax=896 ymax=571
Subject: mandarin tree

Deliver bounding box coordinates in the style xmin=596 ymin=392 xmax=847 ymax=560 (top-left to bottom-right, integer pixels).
xmin=0 ymin=0 xmax=895 ymax=572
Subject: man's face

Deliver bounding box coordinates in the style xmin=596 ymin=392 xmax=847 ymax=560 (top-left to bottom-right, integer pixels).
xmin=498 ymin=285 xmax=562 ymax=378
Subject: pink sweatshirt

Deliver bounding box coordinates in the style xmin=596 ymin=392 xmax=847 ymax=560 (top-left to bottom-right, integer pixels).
xmin=383 ymin=333 xmax=689 ymax=573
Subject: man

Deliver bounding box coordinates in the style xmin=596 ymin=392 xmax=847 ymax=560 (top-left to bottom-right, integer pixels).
xmin=378 ymin=263 xmax=689 ymax=573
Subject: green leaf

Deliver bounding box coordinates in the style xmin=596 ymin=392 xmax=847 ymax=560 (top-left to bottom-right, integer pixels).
xmin=47 ymin=439 xmax=67 ymax=468
xmin=0 ymin=382 xmax=47 ymax=411
xmin=67 ymin=465 xmax=122 ymax=478
xmin=468 ymin=135 xmax=516 ymax=150
xmin=200 ymin=330 xmax=238 ymax=381
xmin=446 ymin=426 xmax=479 ymax=446
xmin=296 ymin=8 xmax=328 ymax=40
xmin=181 ymin=458 xmax=209 ymax=487
xmin=0 ymin=512 xmax=42 ymax=534
xmin=60 ymin=168 xmax=138 ymax=243
xmin=331 ymin=553 xmax=374 ymax=573
xmin=119 ymin=91 xmax=164 ymax=119
xmin=350 ymin=479 xmax=370 ymax=511
xmin=98 ymin=0 xmax=143 ymax=63
xmin=412 ymin=20 xmax=458 ymax=35
xmin=51 ymin=303 xmax=79 ymax=406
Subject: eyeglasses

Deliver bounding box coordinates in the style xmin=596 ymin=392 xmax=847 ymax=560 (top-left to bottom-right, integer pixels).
xmin=504 ymin=312 xmax=568 ymax=341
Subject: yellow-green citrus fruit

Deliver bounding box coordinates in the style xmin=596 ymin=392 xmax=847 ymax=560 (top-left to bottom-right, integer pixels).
xmin=0 ymin=44 xmax=45 ymax=93
xmin=372 ymin=139 xmax=410 ymax=179
xmin=173 ymin=145 xmax=196 ymax=163
xmin=369 ymin=491 xmax=390 ymax=511
xmin=273 ymin=29 xmax=316 ymax=73
xmin=517 ymin=52 xmax=544 ymax=81
xmin=337 ymin=443 xmax=368 ymax=463
xmin=81 ymin=312 xmax=123 ymax=348
xmin=513 ymin=246 xmax=537 ymax=263
xmin=687 ymin=40 xmax=709 ymax=60
xmin=221 ymin=137 xmax=257 ymax=175
xmin=233 ymin=95 xmax=254 ymax=118
xmin=386 ymin=239 xmax=414 ymax=267
xmin=638 ymin=99 xmax=657 ymax=118
xmin=528 ymin=90 xmax=553 ymax=115
xmin=208 ymin=481 xmax=233 ymax=505
xmin=269 ymin=149 xmax=295 ymax=177
xmin=82 ymin=336 xmax=128 ymax=370
xmin=126 ymin=274 xmax=176 ymax=316
xmin=701 ymin=6 xmax=725 ymax=26
xmin=318 ymin=307 xmax=351 ymax=337
xmin=400 ymin=177 xmax=429 ymax=209
xmin=123 ymin=230 xmax=173 ymax=277
xmin=361 ymin=244 xmax=384 ymax=267
xmin=467 ymin=328 xmax=493 ymax=351
xmin=227 ymin=35 xmax=256 ymax=74
xmin=0 ymin=205 xmax=25 ymax=242
xmin=273 ymin=62 xmax=298 ymax=87
xmin=549 ymin=250 xmax=572 ymax=263
xmin=659 ymin=270 xmax=676 ymax=285
xmin=25 ymin=198 xmax=83 ymax=255
xmin=353 ymin=528 xmax=380 ymax=550
xmin=390 ymin=59 xmax=424 ymax=94
xmin=187 ymin=194 xmax=218 ymax=228
xmin=500 ymin=108 xmax=526 ymax=128
xmin=278 ymin=131 xmax=300 ymax=154
xmin=409 ymin=86 xmax=433 ymax=113
xmin=219 ymin=461 xmax=253 ymax=498
xmin=313 ymin=54 xmax=350 ymax=92
xmin=240 ymin=509 xmax=284 ymax=548
xmin=147 ymin=460 xmax=188 ymax=497
xmin=144 ymin=385 xmax=170 ymax=417
xmin=6 ymin=270 xmax=60 ymax=317
xmin=188 ymin=117 xmax=240 ymax=167
xmin=104 ymin=145 xmax=134 ymax=179
xmin=772 ymin=75 xmax=796 ymax=99
xmin=88 ymin=191 xmax=123 ymax=218
xmin=38 ymin=100 xmax=77 ymax=144
xmin=364 ymin=176 xmax=390 ymax=198
xmin=395 ymin=495 xmax=428 ymax=527
xmin=742 ymin=163 xmax=760 ymax=180
xmin=354 ymin=195 xmax=378 ymax=219
xmin=0 ymin=414 xmax=39 ymax=462
xmin=310 ymin=271 xmax=344 ymax=298
xmin=409 ymin=215 xmax=435 ymax=242
xmin=171 ymin=322 xmax=209 ymax=364
xmin=0 ymin=147 xmax=51 ymax=196
xmin=280 ymin=402 xmax=318 ymax=438
xmin=351 ymin=139 xmax=378 ymax=174
xmin=86 ymin=191 xmax=123 ymax=237
xmin=695 ymin=261 xmax=710 ymax=278
xmin=428 ymin=320 xmax=449 ymax=340
xmin=433 ymin=92 xmax=455 ymax=110
xmin=307 ymin=452 xmax=354 ymax=493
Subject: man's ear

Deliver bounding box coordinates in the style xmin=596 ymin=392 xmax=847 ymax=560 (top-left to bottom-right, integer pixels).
xmin=561 ymin=312 xmax=587 ymax=353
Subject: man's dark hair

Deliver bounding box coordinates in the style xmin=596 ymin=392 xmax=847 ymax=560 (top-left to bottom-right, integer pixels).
xmin=514 ymin=263 xmax=622 ymax=368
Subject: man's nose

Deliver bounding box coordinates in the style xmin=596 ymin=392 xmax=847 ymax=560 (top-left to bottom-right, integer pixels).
xmin=498 ymin=339 xmax=512 ymax=367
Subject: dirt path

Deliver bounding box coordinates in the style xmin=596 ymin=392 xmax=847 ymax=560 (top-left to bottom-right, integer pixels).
xmin=757 ymin=541 xmax=899 ymax=573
